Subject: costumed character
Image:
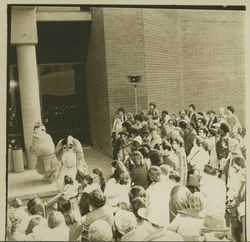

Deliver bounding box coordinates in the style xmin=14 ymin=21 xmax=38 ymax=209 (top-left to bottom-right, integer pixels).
xmin=30 ymin=121 xmax=60 ymax=183
xmin=55 ymin=135 xmax=88 ymax=191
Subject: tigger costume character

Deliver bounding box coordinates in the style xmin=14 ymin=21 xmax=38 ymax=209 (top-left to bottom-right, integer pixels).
xmin=30 ymin=122 xmax=60 ymax=183
xmin=55 ymin=135 xmax=88 ymax=191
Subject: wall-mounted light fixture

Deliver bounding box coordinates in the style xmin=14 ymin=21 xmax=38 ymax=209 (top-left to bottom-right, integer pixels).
xmin=127 ymin=75 xmax=142 ymax=114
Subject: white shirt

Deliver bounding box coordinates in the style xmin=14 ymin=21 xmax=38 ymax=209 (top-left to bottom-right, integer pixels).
xmin=199 ymin=174 xmax=226 ymax=217
xmin=187 ymin=146 xmax=210 ymax=172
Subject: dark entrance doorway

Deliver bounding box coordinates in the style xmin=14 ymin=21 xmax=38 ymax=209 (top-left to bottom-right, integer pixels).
xmin=38 ymin=64 xmax=91 ymax=145
xmin=36 ymin=21 xmax=92 ymax=145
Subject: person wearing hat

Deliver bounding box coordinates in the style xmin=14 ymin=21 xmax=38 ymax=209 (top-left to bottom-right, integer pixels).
xmin=168 ymin=192 xmax=206 ymax=241
xmin=199 ymin=165 xmax=226 ymax=218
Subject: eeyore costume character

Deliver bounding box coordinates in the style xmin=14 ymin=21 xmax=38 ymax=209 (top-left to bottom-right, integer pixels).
xmin=30 ymin=122 xmax=60 ymax=183
xmin=55 ymin=135 xmax=88 ymax=191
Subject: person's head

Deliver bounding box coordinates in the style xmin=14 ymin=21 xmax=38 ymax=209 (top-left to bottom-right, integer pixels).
xmin=118 ymin=107 xmax=125 ymax=116
xmin=75 ymin=170 xmax=86 ymax=184
xmin=149 ymin=102 xmax=156 ymax=109
xmin=89 ymin=189 xmax=106 ymax=210
xmin=132 ymin=151 xmax=143 ymax=166
xmin=151 ymin=129 xmax=159 ymax=139
xmin=197 ymin=117 xmax=206 ymax=128
xmin=134 ymin=114 xmax=143 ymax=124
xmin=189 ymin=104 xmax=195 ymax=112
xmin=218 ymin=122 xmax=230 ymax=135
xmin=193 ymin=136 xmax=203 ymax=147
xmin=27 ymin=197 xmax=45 ymax=217
xmin=114 ymin=210 xmax=137 ymax=235
xmin=88 ymin=220 xmax=113 ymax=242
xmin=57 ymin=197 xmax=71 ymax=214
xmin=47 ymin=211 xmax=66 ymax=229
xmin=7 ymin=208 xmax=22 ymax=235
xmin=131 ymin=197 xmax=148 ymax=218
xmin=138 ymin=146 xmax=149 ymax=159
xmin=129 ymin=185 xmax=147 ymax=203
xmin=162 ymin=111 xmax=168 ymax=117
xmin=64 ymin=175 xmax=73 ymax=185
xmin=179 ymin=109 xmax=186 ymax=119
xmin=232 ymin=156 xmax=246 ymax=170
xmin=93 ymin=168 xmax=103 ymax=178
xmin=149 ymin=149 xmax=163 ymax=166
xmin=198 ymin=128 xmax=208 ymax=139
xmin=160 ymin=164 xmax=173 ymax=177
xmin=148 ymin=166 xmax=162 ymax=183
xmin=207 ymin=110 xmax=216 ymax=119
xmin=226 ymin=106 xmax=234 ymax=115
xmin=228 ymin=138 xmax=240 ymax=153
xmin=169 ymin=172 xmax=181 ymax=184
xmin=122 ymin=121 xmax=131 ymax=133
xmin=63 ymin=209 xmax=79 ymax=226
xmin=81 ymin=174 xmax=94 ymax=188
xmin=189 ymin=192 xmax=206 ymax=212
xmin=171 ymin=136 xmax=184 ymax=151
xmin=119 ymin=169 xmax=131 ymax=185
xmin=179 ymin=120 xmax=187 ymax=130
xmin=25 ymin=215 xmax=46 ymax=235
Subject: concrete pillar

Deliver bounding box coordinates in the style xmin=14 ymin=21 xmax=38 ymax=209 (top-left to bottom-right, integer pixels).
xmin=16 ymin=44 xmax=42 ymax=169
xmin=11 ymin=7 xmax=41 ymax=169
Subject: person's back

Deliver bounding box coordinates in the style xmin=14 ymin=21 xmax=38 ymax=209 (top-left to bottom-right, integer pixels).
xmin=200 ymin=174 xmax=226 ymax=217
xmin=130 ymin=162 xmax=148 ymax=189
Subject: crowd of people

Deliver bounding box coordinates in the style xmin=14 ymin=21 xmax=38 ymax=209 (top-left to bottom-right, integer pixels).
xmin=7 ymin=103 xmax=246 ymax=241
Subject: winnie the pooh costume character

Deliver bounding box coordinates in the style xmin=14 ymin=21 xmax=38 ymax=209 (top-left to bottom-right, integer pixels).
xmin=30 ymin=122 xmax=60 ymax=183
xmin=55 ymin=135 xmax=88 ymax=191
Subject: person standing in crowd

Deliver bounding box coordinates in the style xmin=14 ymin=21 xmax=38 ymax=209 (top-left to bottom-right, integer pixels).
xmin=112 ymin=107 xmax=127 ymax=139
xmin=199 ymin=165 xmax=226 ymax=218
xmin=187 ymin=136 xmax=210 ymax=176
xmin=225 ymin=106 xmax=242 ymax=136
xmin=148 ymin=102 xmax=159 ymax=120
xmin=183 ymin=122 xmax=197 ymax=156
xmin=188 ymin=104 xmax=197 ymax=125
xmin=207 ymin=110 xmax=218 ymax=130
xmin=171 ymin=136 xmax=188 ymax=186
xmin=216 ymin=122 xmax=230 ymax=177
xmin=149 ymin=129 xmax=162 ymax=150
xmin=159 ymin=140 xmax=178 ymax=170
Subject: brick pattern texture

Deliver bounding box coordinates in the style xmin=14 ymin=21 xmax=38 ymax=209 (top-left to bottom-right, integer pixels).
xmin=143 ymin=9 xmax=184 ymax=114
xmin=180 ymin=10 xmax=245 ymax=126
xmin=86 ymin=8 xmax=245 ymax=156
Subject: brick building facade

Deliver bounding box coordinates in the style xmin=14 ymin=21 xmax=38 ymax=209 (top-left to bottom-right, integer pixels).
xmin=86 ymin=8 xmax=245 ymax=156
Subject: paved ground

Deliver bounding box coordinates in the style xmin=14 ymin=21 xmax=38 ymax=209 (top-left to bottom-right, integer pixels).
xmin=8 ymin=147 xmax=112 ymax=202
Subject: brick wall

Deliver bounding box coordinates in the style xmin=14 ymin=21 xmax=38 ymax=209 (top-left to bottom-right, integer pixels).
xmin=103 ymin=8 xmax=148 ymax=118
xmin=85 ymin=8 xmax=112 ymax=155
xmin=143 ymin=9 xmax=184 ymax=114
xmin=180 ymin=10 xmax=245 ymax=126
xmin=86 ymin=8 xmax=245 ymax=156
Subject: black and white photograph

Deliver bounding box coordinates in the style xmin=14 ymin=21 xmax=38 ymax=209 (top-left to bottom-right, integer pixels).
xmin=0 ymin=1 xmax=249 ymax=241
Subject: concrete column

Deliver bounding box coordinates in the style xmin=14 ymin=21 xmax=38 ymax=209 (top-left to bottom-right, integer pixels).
xmin=16 ymin=44 xmax=42 ymax=169
xmin=11 ymin=7 xmax=41 ymax=169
